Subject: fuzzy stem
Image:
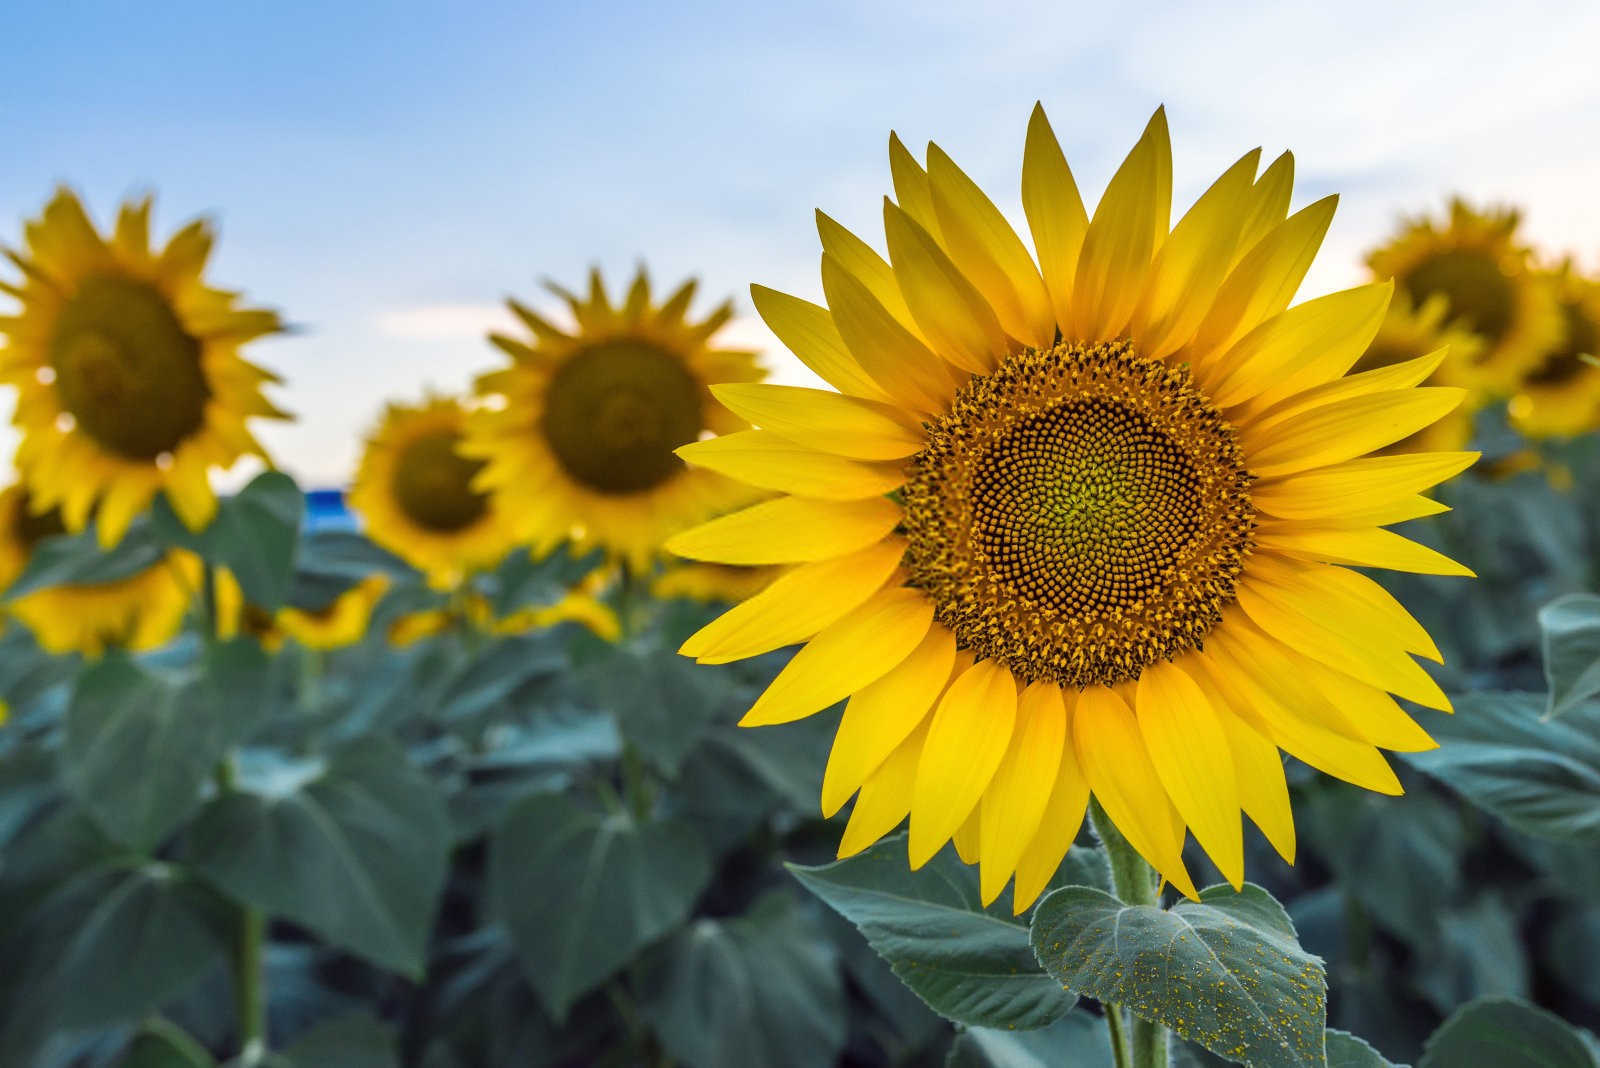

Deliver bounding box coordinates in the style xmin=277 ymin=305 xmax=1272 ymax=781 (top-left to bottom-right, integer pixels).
xmin=1089 ymin=798 xmax=1169 ymax=1068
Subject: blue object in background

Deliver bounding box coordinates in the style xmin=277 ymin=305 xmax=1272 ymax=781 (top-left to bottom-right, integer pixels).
xmin=305 ymin=488 xmax=357 ymax=533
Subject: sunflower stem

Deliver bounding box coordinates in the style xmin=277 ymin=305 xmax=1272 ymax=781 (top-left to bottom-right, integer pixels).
xmin=1089 ymin=798 xmax=1168 ymax=1068
xmin=214 ymin=751 xmax=268 ymax=1062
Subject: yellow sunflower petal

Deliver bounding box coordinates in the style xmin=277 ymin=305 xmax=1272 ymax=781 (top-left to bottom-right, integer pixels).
xmin=1022 ymin=103 xmax=1091 ymax=330
xmin=888 ymin=133 xmax=943 ymax=241
xmin=665 ymin=495 xmax=903 ymax=566
xmin=1252 ymin=451 xmax=1479 ymax=521
xmin=908 ymin=659 xmax=1017 ymax=868
xmin=882 ymin=199 xmax=1009 ymax=375
xmin=821 ymin=624 xmax=957 ymax=817
xmin=820 ymin=253 xmax=960 ymax=414
xmin=1072 ymin=685 xmax=1198 ymax=900
xmin=1071 ymin=108 xmax=1172 ymax=343
xmin=1010 ymin=697 xmax=1091 ymax=914
xmin=1233 ymin=151 xmax=1294 ymax=263
xmin=708 ymin=383 xmax=923 ymax=460
xmin=927 ymin=142 xmax=1055 ymax=348
xmin=680 ymin=538 xmax=907 ymax=664
xmin=815 ymin=211 xmax=922 ymax=336
xmin=741 ymin=587 xmax=934 ymax=727
xmin=675 ymin=431 xmax=904 ymax=501
xmin=1135 ymin=661 xmax=1244 ymax=889
xmin=1205 ymin=283 xmax=1392 ymax=408
xmin=1244 ymin=387 xmax=1468 ymax=479
xmin=1189 ymin=664 xmax=1296 ymax=864
xmin=978 ymin=682 xmax=1067 ymax=906
xmin=837 ymin=719 xmax=929 ymax=859
xmin=1255 ymin=525 xmax=1473 ymax=577
xmin=750 ymin=284 xmax=893 ymax=403
xmin=952 ymin=806 xmax=983 ymax=865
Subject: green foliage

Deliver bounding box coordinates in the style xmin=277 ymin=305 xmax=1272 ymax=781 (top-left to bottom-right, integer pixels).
xmin=1031 ymin=884 xmax=1327 ymax=1067
xmin=1417 ymin=997 xmax=1599 ymax=1068
xmin=790 ymin=835 xmax=1079 ymax=1030
xmin=3 ymin=514 xmax=168 ymax=596
xmin=153 ymin=472 xmax=304 ymax=610
xmin=1540 ymin=593 xmax=1600 ymax=720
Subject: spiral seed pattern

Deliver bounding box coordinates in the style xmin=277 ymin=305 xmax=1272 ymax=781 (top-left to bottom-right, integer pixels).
xmin=903 ymin=340 xmax=1256 ymax=687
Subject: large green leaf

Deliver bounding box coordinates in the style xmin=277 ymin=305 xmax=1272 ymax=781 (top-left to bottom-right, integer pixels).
xmin=280 ymin=1011 xmax=399 ymax=1068
xmin=63 ymin=644 xmax=273 ymax=852
xmin=1404 ymin=694 xmax=1600 ymax=842
xmin=788 ymin=835 xmax=1078 ymax=1030
xmin=1418 ymin=997 xmax=1597 ymax=1068
xmin=946 ymin=1010 xmax=1115 ymax=1067
xmin=1030 ymin=883 xmax=1326 ymax=1068
xmin=154 ymin=471 xmax=304 ymax=610
xmin=636 ymin=891 xmax=846 ymax=1068
xmin=0 ymin=861 xmax=228 ymax=1063
xmin=3 ymin=514 xmax=168 ymax=597
xmin=490 ymin=791 xmax=713 ymax=1019
xmin=285 ymin=529 xmax=413 ymax=612
xmin=583 ymin=646 xmax=727 ymax=775
xmin=1325 ymin=1029 xmax=1404 ymax=1067
xmin=436 ymin=634 xmax=566 ymax=722
xmin=1541 ymin=594 xmax=1600 ymax=721
xmin=122 ymin=1018 xmax=217 ymax=1067
xmin=187 ymin=737 xmax=451 ymax=976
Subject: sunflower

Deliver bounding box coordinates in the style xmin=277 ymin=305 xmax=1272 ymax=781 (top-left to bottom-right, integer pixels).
xmin=214 ymin=568 xmax=388 ymax=652
xmin=1366 ymin=198 xmax=1560 ymax=395
xmin=1350 ymin=292 xmax=1485 ymax=453
xmin=348 ymin=396 xmax=518 ymax=590
xmin=669 ymin=106 xmax=1475 ymax=913
xmin=0 ymin=189 xmax=289 ymax=549
xmin=386 ymin=589 xmax=620 ymax=646
xmin=652 ymin=562 xmax=780 ymax=603
xmin=1508 ymin=261 xmax=1600 ymax=438
xmin=463 ymin=267 xmax=765 ymax=573
xmin=0 ymin=483 xmax=199 ymax=655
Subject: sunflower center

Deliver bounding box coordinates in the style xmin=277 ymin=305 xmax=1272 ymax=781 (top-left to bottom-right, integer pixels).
xmin=1398 ymin=249 xmax=1515 ymax=344
xmin=48 ymin=275 xmax=210 ymax=460
xmin=1523 ymin=298 xmax=1597 ymax=387
xmin=540 ymin=338 xmax=702 ymax=495
xmin=391 ymin=428 xmax=490 ymax=533
xmin=903 ymin=341 xmax=1256 ymax=688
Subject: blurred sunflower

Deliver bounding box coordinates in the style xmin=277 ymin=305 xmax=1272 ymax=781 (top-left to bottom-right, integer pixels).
xmin=670 ymin=106 xmax=1475 ymax=912
xmin=387 ymin=589 xmax=620 ymax=646
xmin=1366 ymin=198 xmax=1560 ymax=395
xmin=464 ymin=267 xmax=765 ymax=573
xmin=348 ymin=396 xmax=518 ymax=590
xmin=652 ymin=562 xmax=780 ymax=603
xmin=1350 ymin=292 xmax=1485 ymax=453
xmin=0 ymin=189 xmax=289 ymax=548
xmin=0 ymin=482 xmax=199 ymax=655
xmin=1508 ymin=261 xmax=1600 ymax=439
xmin=215 ymin=568 xmax=388 ymax=652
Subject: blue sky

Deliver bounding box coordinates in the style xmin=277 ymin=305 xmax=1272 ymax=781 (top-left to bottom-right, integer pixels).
xmin=4 ymin=0 xmax=1598 ymax=486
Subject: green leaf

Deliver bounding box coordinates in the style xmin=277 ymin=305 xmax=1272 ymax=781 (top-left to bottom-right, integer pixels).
xmin=788 ymin=834 xmax=1078 ymax=1030
xmin=1415 ymin=895 xmax=1529 ymax=1014
xmin=1404 ymin=694 xmax=1600 ymax=842
xmin=636 ymin=891 xmax=847 ymax=1068
xmin=1418 ymin=997 xmax=1598 ymax=1068
xmin=946 ymin=1010 xmax=1115 ymax=1067
xmin=475 ymin=544 xmax=604 ymax=617
xmin=154 ymin=471 xmax=304 ymax=610
xmin=1544 ymin=906 xmax=1600 ymax=1004
xmin=585 ymin=647 xmax=726 ymax=775
xmin=0 ymin=861 xmax=228 ymax=1061
xmin=1030 ymin=883 xmax=1327 ymax=1068
xmin=1541 ymin=594 xmax=1600 ymax=720
xmin=1326 ymin=1029 xmax=1403 ymax=1067
xmin=285 ymin=529 xmax=413 ymax=612
xmin=281 ymin=1012 xmax=399 ymax=1068
xmin=490 ymin=791 xmax=713 ymax=1019
xmin=122 ymin=1018 xmax=217 ymax=1068
xmin=63 ymin=645 xmax=274 ymax=852
xmin=3 ymin=514 xmax=168 ymax=597
xmin=437 ymin=634 xmax=565 ymax=722
xmin=187 ymin=736 xmax=451 ymax=976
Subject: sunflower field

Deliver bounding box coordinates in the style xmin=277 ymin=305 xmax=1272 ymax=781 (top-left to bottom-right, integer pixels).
xmin=3 ymin=87 xmax=1600 ymax=1068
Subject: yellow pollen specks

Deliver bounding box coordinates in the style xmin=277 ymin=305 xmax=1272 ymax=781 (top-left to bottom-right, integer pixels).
xmin=902 ymin=340 xmax=1256 ymax=688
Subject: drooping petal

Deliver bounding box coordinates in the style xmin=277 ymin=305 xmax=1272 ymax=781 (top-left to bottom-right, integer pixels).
xmin=821 ymin=625 xmax=957 ymax=816
xmin=1010 ymin=696 xmax=1091 ymax=914
xmin=1072 ymin=684 xmax=1198 ymax=899
xmin=837 ymin=719 xmax=929 ymax=859
xmin=742 ymin=586 xmax=934 ymax=727
xmin=1135 ymin=661 xmax=1245 ymax=889
xmin=978 ymin=682 xmax=1067 ymax=906
xmin=908 ymin=659 xmax=1017 ymax=868
xmin=680 ymin=539 xmax=907 ymax=664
